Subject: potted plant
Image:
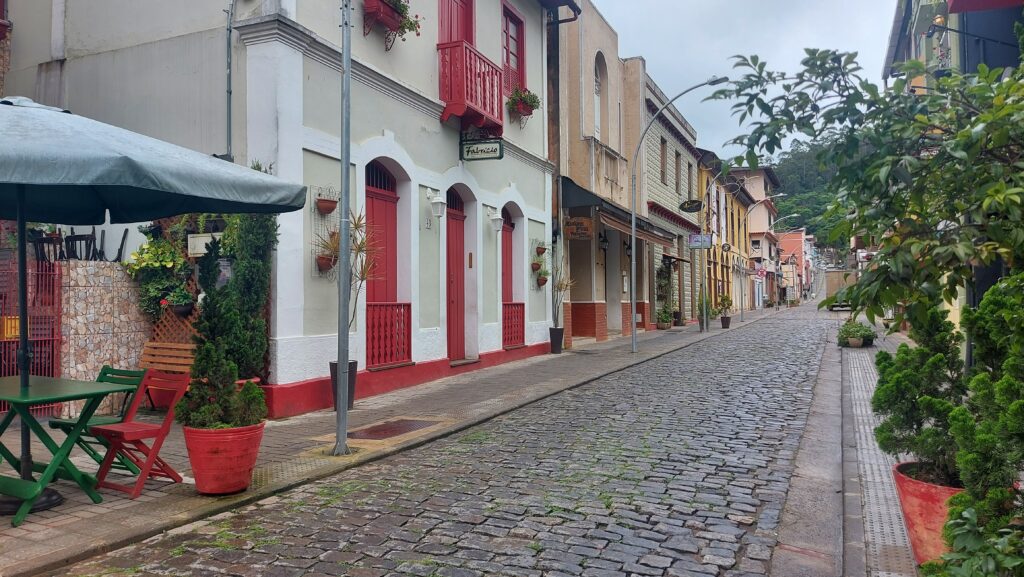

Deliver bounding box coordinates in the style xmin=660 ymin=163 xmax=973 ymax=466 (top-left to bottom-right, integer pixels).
xmin=328 ymin=211 xmax=373 ymax=411
xmin=719 ymin=295 xmax=733 ymax=329
xmin=536 ymin=269 xmax=549 ymax=287
xmin=656 ymin=305 xmax=673 ymax=330
xmin=176 ymin=238 xmax=268 ymax=495
xmin=163 ymin=284 xmax=195 ymax=317
xmin=548 ymin=248 xmax=574 ymax=354
xmin=124 ymin=232 xmax=192 ymax=321
xmin=313 ymin=229 xmax=340 ymax=272
xmin=837 ymin=320 xmax=876 ymax=347
xmin=315 ymin=196 xmax=338 ymax=215
xmin=364 ymin=0 xmax=422 ymax=47
xmin=535 ymin=243 xmax=547 ymax=257
xmin=508 ymin=86 xmax=541 ymax=117
xmin=530 ymin=255 xmax=543 ymax=272
xmin=872 ymin=306 xmax=967 ymax=564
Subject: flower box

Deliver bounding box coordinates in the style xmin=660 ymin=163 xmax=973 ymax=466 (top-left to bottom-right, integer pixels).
xmin=364 ymin=0 xmax=403 ymax=34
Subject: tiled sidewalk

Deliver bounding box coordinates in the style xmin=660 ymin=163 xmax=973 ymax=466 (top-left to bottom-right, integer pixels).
xmin=0 ymin=307 xmax=780 ymax=577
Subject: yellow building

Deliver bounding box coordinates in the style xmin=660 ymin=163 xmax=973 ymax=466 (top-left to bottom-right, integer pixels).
xmin=696 ymin=150 xmax=753 ymax=316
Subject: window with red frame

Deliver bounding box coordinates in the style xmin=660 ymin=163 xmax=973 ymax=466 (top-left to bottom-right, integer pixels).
xmin=502 ymin=6 xmax=525 ymax=94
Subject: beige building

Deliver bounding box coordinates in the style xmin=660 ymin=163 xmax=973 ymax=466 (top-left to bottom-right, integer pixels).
xmin=557 ymin=0 xmax=683 ymax=343
xmin=6 ymin=0 xmax=576 ymax=416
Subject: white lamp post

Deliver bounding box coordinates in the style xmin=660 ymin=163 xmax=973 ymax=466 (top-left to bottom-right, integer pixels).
xmin=429 ymin=190 xmax=446 ymax=221
xmin=629 ymin=75 xmax=728 ymax=353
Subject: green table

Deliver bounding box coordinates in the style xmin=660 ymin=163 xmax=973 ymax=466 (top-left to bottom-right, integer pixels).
xmin=0 ymin=376 xmax=135 ymax=526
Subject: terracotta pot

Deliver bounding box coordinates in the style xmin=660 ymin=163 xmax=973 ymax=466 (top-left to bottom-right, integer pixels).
xmin=315 ymin=198 xmax=338 ymax=215
xmin=535 ymin=246 xmax=546 ymax=256
xmin=847 ymin=337 xmax=863 ymax=348
xmin=537 ymin=276 xmax=548 ymax=287
xmin=316 ymin=254 xmax=336 ymax=272
xmin=656 ymin=322 xmax=672 ymax=330
xmin=893 ymin=462 xmax=963 ymax=565
xmin=531 ymin=262 xmax=541 ymax=272
xmin=184 ymin=422 xmax=266 ymax=495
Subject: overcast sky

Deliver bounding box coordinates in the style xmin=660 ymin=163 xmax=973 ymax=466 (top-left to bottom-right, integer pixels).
xmin=589 ymin=0 xmax=896 ymax=158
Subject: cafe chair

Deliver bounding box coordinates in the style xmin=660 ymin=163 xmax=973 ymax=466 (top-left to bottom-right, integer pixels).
xmin=48 ymin=366 xmax=147 ymax=474
xmin=91 ymin=370 xmax=189 ymax=499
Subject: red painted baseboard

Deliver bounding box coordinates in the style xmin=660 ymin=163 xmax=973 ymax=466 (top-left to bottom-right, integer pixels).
xmin=261 ymin=342 xmax=550 ymax=419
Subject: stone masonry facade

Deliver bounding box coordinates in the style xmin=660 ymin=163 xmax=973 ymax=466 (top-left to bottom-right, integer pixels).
xmin=60 ymin=261 xmax=151 ymax=412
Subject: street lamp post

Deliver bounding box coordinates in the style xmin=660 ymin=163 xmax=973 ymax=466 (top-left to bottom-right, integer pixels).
xmin=629 ymin=76 xmax=728 ymax=353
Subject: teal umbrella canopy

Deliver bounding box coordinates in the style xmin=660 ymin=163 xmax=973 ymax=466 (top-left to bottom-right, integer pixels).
xmin=0 ymin=97 xmax=306 ymax=224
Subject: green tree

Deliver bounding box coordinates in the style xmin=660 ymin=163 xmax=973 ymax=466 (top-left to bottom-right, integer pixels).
xmin=772 ymin=139 xmax=846 ymax=248
xmin=710 ymin=52 xmax=1024 ymax=323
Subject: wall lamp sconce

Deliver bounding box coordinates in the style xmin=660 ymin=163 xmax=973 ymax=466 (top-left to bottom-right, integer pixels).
xmin=598 ymin=232 xmax=609 ymax=253
xmin=489 ymin=209 xmax=505 ymax=233
xmin=624 ymin=240 xmax=632 ymax=258
xmin=428 ymin=189 xmax=446 ymax=220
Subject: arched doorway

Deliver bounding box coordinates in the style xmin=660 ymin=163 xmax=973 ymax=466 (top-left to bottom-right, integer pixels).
xmin=364 ymin=160 xmax=411 ymax=368
xmin=446 ymin=188 xmax=467 ymax=361
xmin=501 ymin=206 xmax=525 ymax=348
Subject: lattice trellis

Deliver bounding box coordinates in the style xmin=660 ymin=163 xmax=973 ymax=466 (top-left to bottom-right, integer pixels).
xmin=149 ymin=217 xmax=200 ymax=344
xmin=309 ymin=185 xmax=341 ymax=282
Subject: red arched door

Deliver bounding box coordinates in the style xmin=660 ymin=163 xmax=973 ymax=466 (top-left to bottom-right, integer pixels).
xmin=501 ymin=208 xmax=524 ymax=348
xmin=446 ymin=190 xmax=466 ymax=361
xmin=364 ymin=161 xmax=411 ymax=368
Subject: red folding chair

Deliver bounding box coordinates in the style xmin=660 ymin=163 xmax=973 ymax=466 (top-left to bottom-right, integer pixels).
xmin=91 ymin=370 xmax=190 ymax=499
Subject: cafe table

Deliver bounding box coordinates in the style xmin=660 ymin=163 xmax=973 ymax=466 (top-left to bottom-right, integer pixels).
xmin=0 ymin=375 xmax=135 ymax=526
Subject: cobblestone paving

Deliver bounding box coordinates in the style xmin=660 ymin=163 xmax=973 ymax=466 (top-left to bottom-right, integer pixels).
xmin=52 ymin=315 xmax=828 ymax=577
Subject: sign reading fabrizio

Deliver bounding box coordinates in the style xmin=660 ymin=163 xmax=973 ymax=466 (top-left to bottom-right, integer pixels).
xmin=460 ymin=139 xmax=504 ymax=161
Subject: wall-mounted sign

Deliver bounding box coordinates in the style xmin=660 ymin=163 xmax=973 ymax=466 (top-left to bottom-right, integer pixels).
xmin=460 ymin=139 xmax=504 ymax=161
xmin=563 ymin=217 xmax=593 ymax=241
xmin=688 ymin=233 xmax=712 ymax=249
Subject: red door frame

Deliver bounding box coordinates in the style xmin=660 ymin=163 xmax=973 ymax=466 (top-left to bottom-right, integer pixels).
xmin=446 ymin=200 xmax=466 ymax=361
xmin=365 ymin=163 xmax=398 ymax=304
xmin=501 ymin=222 xmax=513 ymax=303
xmin=439 ymin=0 xmax=474 ymax=45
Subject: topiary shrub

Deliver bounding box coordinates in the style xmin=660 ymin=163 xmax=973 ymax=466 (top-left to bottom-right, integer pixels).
xmin=227 ymin=214 xmax=278 ymax=380
xmin=871 ymin=306 xmax=966 ymax=486
xmin=948 ymin=272 xmax=1024 ymax=535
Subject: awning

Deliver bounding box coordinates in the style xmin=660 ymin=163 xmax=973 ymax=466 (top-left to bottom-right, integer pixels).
xmin=949 ymin=0 xmax=1023 ymax=12
xmin=600 ymin=214 xmax=673 ymax=248
xmin=561 ymin=176 xmax=676 ymax=248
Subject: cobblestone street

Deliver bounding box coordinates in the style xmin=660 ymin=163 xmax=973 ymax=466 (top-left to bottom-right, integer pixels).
xmin=51 ymin=314 xmax=830 ymax=577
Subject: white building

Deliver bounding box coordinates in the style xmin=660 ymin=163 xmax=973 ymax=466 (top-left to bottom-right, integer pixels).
xmin=6 ymin=0 xmax=578 ymax=416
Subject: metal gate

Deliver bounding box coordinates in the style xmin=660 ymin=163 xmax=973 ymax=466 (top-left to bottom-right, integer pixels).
xmin=0 ymin=260 xmax=62 ymax=416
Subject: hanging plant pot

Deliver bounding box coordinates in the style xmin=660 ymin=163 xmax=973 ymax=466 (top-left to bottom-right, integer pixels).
xmin=364 ymin=0 xmax=403 ymax=34
xmin=531 ymin=262 xmax=541 ymax=272
xmin=536 ymin=246 xmax=546 ymax=256
xmin=537 ymin=276 xmax=548 ymax=287
xmin=170 ymin=303 xmax=194 ymax=317
xmin=316 ymin=254 xmax=337 ymax=272
xmin=512 ymin=101 xmax=535 ymax=117
xmin=316 ymin=198 xmax=338 ymax=215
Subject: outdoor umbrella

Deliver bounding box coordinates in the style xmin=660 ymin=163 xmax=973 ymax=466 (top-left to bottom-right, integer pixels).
xmin=0 ymin=96 xmax=306 ymax=510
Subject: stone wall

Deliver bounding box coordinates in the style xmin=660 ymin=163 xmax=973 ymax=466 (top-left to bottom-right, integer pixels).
xmin=0 ymin=27 xmax=9 ymax=97
xmin=61 ymin=261 xmax=151 ymax=381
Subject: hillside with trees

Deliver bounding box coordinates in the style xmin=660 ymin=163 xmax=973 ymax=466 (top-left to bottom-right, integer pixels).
xmin=770 ymin=139 xmax=845 ymax=249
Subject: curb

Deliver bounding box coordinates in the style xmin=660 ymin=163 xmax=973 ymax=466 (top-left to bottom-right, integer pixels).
xmin=19 ymin=312 xmax=774 ymax=577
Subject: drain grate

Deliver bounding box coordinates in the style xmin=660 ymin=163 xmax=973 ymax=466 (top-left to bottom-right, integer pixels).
xmin=348 ymin=418 xmax=440 ymax=440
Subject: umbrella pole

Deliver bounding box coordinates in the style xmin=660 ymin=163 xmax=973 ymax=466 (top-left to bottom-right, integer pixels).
xmin=0 ymin=184 xmax=64 ymax=516
xmin=16 ymin=185 xmax=31 ymax=480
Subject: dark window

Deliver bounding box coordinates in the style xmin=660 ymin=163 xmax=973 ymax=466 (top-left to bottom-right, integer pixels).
xmin=674 ymin=151 xmax=682 ymax=197
xmin=660 ymin=138 xmax=668 ymax=184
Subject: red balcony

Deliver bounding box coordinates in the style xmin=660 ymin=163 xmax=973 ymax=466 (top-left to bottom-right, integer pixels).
xmin=438 ymin=41 xmax=504 ymax=135
xmin=502 ymin=302 xmax=525 ymax=349
xmin=366 ymin=302 xmax=412 ymax=369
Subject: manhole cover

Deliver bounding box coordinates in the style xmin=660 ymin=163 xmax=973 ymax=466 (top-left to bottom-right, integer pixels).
xmin=348 ymin=419 xmax=440 ymax=440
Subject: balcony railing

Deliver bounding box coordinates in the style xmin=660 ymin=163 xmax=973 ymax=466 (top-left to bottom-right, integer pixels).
xmin=438 ymin=41 xmax=504 ymax=134
xmin=366 ymin=302 xmax=412 ymax=369
xmin=502 ymin=302 xmax=525 ymax=349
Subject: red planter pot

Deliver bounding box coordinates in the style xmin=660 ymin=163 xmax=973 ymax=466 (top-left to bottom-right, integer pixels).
xmin=316 ymin=254 xmax=336 ymax=272
xmin=537 ymin=276 xmax=548 ymax=287
xmin=315 ymin=198 xmax=338 ymax=215
xmin=364 ymin=0 xmax=402 ymax=32
xmin=531 ymin=262 xmax=541 ymax=272
xmin=893 ymin=462 xmax=963 ymax=565
xmin=183 ymin=422 xmax=266 ymax=495
xmin=512 ymin=101 xmax=535 ymax=117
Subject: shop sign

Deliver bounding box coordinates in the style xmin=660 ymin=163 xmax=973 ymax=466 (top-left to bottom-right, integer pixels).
xmin=564 ymin=217 xmax=593 ymax=241
xmin=460 ymin=139 xmax=504 ymax=161
xmin=688 ymin=233 xmax=712 ymax=249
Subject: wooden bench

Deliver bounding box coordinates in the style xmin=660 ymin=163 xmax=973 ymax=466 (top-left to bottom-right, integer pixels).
xmin=139 ymin=342 xmax=195 ymax=408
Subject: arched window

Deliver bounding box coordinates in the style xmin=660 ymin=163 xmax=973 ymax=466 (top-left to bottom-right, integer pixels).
xmin=594 ymin=53 xmax=608 ymax=142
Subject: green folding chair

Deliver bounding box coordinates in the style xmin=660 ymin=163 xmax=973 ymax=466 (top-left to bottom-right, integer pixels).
xmin=48 ymin=365 xmax=147 ymax=474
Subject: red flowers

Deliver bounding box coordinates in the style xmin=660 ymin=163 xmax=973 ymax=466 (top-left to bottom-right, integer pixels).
xmin=160 ymin=299 xmax=169 ymax=306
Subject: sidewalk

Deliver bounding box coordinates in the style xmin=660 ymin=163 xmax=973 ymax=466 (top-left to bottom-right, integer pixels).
xmin=0 ymin=307 xmax=782 ymax=577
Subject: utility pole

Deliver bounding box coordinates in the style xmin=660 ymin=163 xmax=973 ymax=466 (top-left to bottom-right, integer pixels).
xmin=333 ymin=0 xmax=353 ymax=457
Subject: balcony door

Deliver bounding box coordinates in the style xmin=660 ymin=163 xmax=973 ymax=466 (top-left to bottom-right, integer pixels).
xmin=439 ymin=0 xmax=474 ymax=44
